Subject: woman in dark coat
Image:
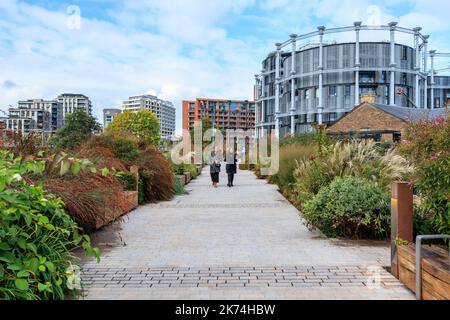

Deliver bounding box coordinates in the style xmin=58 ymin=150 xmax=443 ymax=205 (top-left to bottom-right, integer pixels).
xmin=226 ymin=148 xmax=238 ymax=187
xmin=208 ymin=148 xmax=221 ymax=188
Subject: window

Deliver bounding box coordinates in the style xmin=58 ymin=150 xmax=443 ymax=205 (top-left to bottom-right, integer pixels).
xmin=402 ymin=46 xmax=407 ymax=60
xmin=402 ymin=73 xmax=407 ymax=85
xmin=345 ymin=85 xmax=351 ymax=97
xmin=329 ymin=86 xmax=337 ymax=96
xmin=381 ymin=71 xmax=387 ymax=82
xmin=305 ymin=89 xmax=311 ymax=100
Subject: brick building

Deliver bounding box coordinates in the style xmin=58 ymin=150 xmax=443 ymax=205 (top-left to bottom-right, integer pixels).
xmin=182 ymin=98 xmax=255 ymax=132
xmin=327 ymin=102 xmax=448 ymax=141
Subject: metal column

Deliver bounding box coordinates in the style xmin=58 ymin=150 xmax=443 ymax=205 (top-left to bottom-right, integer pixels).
xmin=413 ymin=27 xmax=422 ymax=108
xmin=317 ymin=26 xmax=325 ymax=125
xmin=389 ymin=22 xmax=397 ymax=106
xmin=290 ymin=34 xmax=297 ymax=135
xmin=423 ymin=36 xmax=429 ymax=109
xmin=430 ymin=50 xmax=436 ymax=109
xmin=274 ymin=43 xmax=281 ymax=138
xmin=354 ymin=22 xmax=361 ymax=106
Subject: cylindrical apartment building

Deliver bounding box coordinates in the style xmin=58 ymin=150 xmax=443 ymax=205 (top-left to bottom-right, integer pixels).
xmin=255 ymin=22 xmax=450 ymax=137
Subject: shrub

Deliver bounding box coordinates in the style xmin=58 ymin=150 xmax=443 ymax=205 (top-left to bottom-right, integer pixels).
xmin=398 ymin=112 xmax=450 ymax=235
xmin=112 ymin=137 xmax=140 ymax=162
xmin=51 ymin=109 xmax=101 ymax=150
xmin=279 ymin=133 xmax=316 ymax=147
xmin=172 ymin=175 xmax=186 ymax=195
xmin=0 ymin=151 xmax=99 ymax=300
xmin=302 ymin=177 xmax=390 ymax=239
xmin=269 ymin=142 xmax=316 ymax=189
xmin=136 ymin=143 xmax=174 ymax=202
xmin=42 ymin=173 xmax=129 ymax=233
xmin=292 ymin=140 xmax=413 ymax=208
xmin=116 ymin=172 xmax=137 ymax=191
xmin=106 ymin=110 xmax=160 ymax=146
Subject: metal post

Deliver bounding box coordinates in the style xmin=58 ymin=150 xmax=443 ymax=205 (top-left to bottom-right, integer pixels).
xmin=430 ymin=50 xmax=436 ymax=109
xmin=290 ymin=34 xmax=297 ymax=135
xmin=390 ymin=181 xmax=413 ymax=278
xmin=415 ymin=235 xmax=450 ymax=300
xmin=423 ymin=36 xmax=429 ymax=109
xmin=413 ymin=27 xmax=422 ymax=108
xmin=318 ymin=26 xmax=325 ymax=125
xmin=389 ymin=22 xmax=398 ymax=106
xmin=354 ymin=22 xmax=361 ymax=106
xmin=275 ymin=43 xmax=281 ymax=138
xmin=260 ymin=70 xmax=265 ymax=137
xmin=254 ymin=74 xmax=259 ymax=139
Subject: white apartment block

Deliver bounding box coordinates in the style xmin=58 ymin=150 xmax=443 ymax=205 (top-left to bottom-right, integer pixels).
xmin=57 ymin=94 xmax=92 ymax=126
xmin=4 ymin=93 xmax=93 ymax=137
xmin=122 ymin=95 xmax=176 ymax=139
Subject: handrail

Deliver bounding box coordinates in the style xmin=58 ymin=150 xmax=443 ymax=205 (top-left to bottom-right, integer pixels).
xmin=415 ymin=234 xmax=450 ymax=299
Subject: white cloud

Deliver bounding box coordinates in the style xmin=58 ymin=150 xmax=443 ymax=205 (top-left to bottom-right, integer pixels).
xmin=0 ymin=0 xmax=448 ymax=131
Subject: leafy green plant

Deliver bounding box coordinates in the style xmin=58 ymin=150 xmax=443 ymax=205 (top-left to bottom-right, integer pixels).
xmin=269 ymin=142 xmax=316 ymax=190
xmin=112 ymin=137 xmax=140 ymax=162
xmin=302 ymin=176 xmax=390 ymax=239
xmin=398 ymin=112 xmax=450 ymax=235
xmin=106 ymin=110 xmax=160 ymax=146
xmin=0 ymin=151 xmax=100 ymax=300
xmin=51 ymin=109 xmax=101 ymax=150
xmin=116 ymin=172 xmax=137 ymax=191
xmin=172 ymin=175 xmax=186 ymax=195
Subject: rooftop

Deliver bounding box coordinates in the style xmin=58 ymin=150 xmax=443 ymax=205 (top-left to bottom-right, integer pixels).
xmin=368 ymin=103 xmax=448 ymax=122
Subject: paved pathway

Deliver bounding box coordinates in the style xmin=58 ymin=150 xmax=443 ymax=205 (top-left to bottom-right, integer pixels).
xmin=79 ymin=168 xmax=414 ymax=299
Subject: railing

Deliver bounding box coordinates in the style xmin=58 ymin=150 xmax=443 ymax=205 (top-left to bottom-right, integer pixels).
xmin=415 ymin=234 xmax=450 ymax=300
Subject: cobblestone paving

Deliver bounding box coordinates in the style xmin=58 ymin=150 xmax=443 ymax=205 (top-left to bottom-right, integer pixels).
xmin=82 ymin=265 xmax=403 ymax=289
xmin=79 ymin=168 xmax=414 ymax=299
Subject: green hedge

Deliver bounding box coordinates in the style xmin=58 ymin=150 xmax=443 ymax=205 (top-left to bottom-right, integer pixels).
xmin=302 ymin=176 xmax=390 ymax=239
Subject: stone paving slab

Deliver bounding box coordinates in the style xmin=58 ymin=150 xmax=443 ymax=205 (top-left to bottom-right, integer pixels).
xmin=79 ymin=168 xmax=414 ymax=300
xmin=82 ymin=265 xmax=401 ymax=289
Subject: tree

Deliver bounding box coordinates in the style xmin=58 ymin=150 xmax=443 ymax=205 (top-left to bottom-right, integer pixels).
xmin=52 ymin=108 xmax=101 ymax=149
xmin=106 ymin=109 xmax=160 ymax=146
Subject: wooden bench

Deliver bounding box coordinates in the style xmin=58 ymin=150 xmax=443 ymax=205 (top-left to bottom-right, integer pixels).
xmin=398 ymin=242 xmax=450 ymax=300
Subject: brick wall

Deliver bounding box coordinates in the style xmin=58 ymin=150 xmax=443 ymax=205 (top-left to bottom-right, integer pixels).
xmin=327 ymin=103 xmax=407 ymax=136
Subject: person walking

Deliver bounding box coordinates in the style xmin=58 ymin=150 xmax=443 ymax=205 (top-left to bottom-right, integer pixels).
xmin=226 ymin=147 xmax=238 ymax=187
xmin=208 ymin=148 xmax=221 ymax=188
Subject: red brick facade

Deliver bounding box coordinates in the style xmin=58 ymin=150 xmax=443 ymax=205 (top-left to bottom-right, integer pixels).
xmin=327 ymin=102 xmax=408 ymax=136
xmin=182 ymin=98 xmax=255 ymax=132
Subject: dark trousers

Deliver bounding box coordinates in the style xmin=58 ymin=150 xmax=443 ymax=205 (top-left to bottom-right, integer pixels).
xmin=227 ymin=173 xmax=234 ymax=186
xmin=210 ymin=172 xmax=219 ymax=183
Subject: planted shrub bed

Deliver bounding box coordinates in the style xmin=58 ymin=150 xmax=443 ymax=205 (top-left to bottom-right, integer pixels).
xmin=0 ymin=151 xmax=99 ymax=300
xmin=257 ymin=130 xmax=413 ymax=239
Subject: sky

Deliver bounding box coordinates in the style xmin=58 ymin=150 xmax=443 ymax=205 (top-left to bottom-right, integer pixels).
xmin=0 ymin=0 xmax=449 ymax=133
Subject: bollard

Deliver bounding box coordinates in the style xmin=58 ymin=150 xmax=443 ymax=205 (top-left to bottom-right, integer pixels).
xmin=390 ymin=181 xmax=413 ymax=278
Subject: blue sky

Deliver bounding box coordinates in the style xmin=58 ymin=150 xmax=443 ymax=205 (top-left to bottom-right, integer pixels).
xmin=1 ymin=0 xmax=449 ymax=132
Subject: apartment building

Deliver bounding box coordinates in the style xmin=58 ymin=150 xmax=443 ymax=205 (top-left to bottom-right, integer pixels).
xmin=57 ymin=94 xmax=92 ymax=126
xmin=123 ymin=95 xmax=176 ymax=139
xmin=255 ymin=22 xmax=450 ymax=137
xmin=103 ymin=108 xmax=122 ymax=130
xmin=4 ymin=93 xmax=93 ymax=137
xmin=182 ymin=98 xmax=255 ymax=133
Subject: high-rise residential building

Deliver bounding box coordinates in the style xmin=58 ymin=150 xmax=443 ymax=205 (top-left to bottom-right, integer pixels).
xmin=57 ymin=94 xmax=92 ymax=126
xmin=4 ymin=93 xmax=93 ymax=137
xmin=103 ymin=108 xmax=122 ymax=130
xmin=18 ymin=99 xmax=61 ymax=132
xmin=254 ymin=22 xmax=450 ymax=137
xmin=122 ymin=95 xmax=175 ymax=139
xmin=6 ymin=107 xmax=51 ymax=136
xmin=182 ymin=98 xmax=256 ymax=133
